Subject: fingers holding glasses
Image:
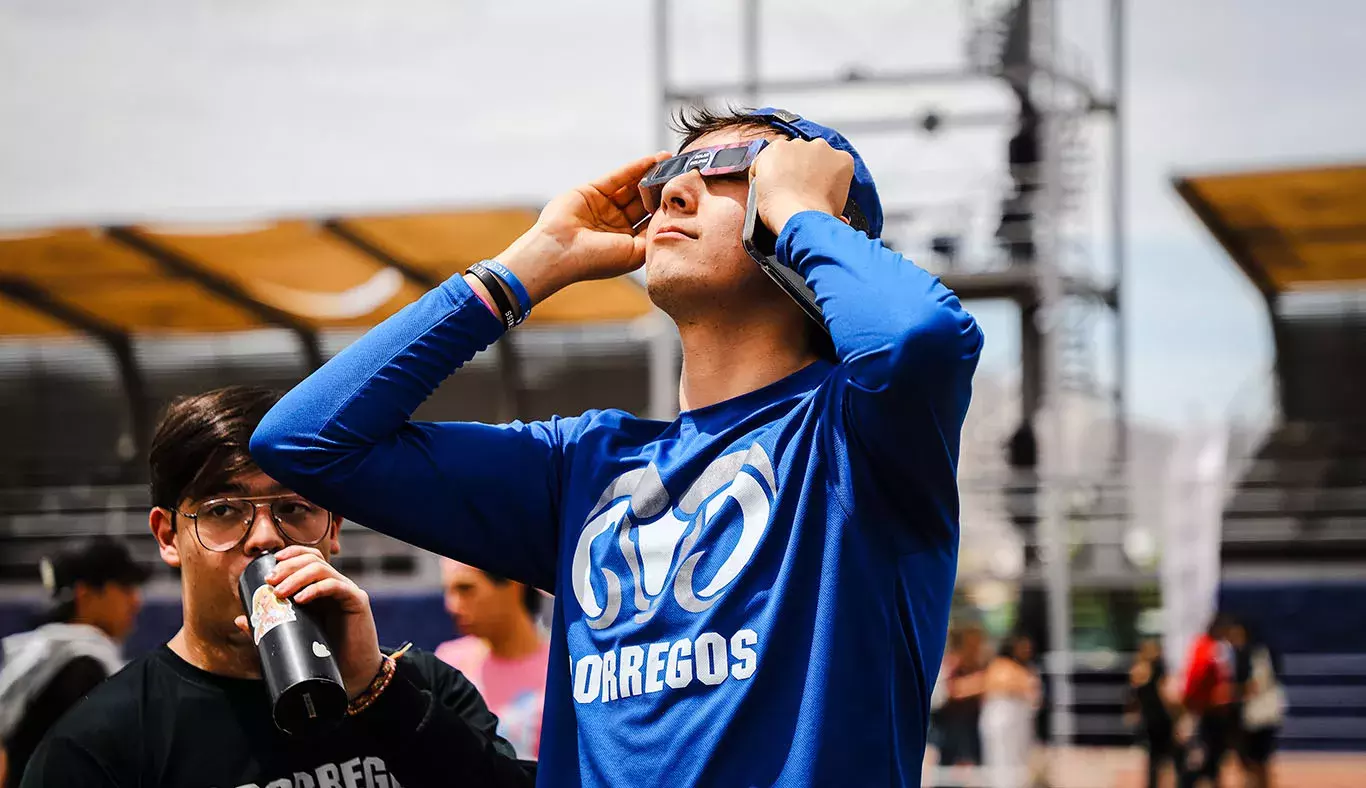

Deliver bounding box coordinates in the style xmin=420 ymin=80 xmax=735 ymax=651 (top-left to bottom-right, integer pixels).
xmin=610 ymin=184 xmax=652 ymax=231
xmin=590 ymin=151 xmax=671 ymax=201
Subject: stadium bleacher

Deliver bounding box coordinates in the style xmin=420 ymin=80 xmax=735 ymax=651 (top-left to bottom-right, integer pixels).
xmin=0 ymin=326 xmax=655 ymax=581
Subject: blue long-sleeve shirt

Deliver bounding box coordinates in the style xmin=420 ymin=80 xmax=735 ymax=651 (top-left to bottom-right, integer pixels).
xmin=252 ymin=211 xmax=982 ymax=787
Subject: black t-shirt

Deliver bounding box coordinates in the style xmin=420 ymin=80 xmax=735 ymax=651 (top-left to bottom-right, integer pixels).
xmin=1134 ymin=659 xmax=1172 ymax=736
xmin=3 ymin=655 xmax=109 ymax=788
xmin=20 ymin=646 xmax=534 ymax=788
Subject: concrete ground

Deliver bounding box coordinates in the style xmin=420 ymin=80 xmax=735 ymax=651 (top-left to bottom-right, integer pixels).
xmin=923 ymin=747 xmax=1366 ymax=787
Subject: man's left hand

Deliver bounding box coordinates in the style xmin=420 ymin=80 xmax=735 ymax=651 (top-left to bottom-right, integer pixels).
xmin=749 ymin=138 xmax=855 ymax=236
xmin=234 ymin=545 xmax=383 ymax=699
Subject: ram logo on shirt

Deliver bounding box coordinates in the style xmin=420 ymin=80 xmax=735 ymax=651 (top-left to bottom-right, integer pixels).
xmin=568 ymin=444 xmax=774 ymax=705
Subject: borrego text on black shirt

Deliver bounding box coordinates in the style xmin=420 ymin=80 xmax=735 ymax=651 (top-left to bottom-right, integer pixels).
xmin=20 ymin=645 xmax=533 ymax=788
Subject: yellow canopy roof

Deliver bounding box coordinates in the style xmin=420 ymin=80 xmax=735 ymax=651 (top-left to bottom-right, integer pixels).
xmin=1175 ymin=163 xmax=1366 ymax=296
xmin=0 ymin=208 xmax=653 ymax=338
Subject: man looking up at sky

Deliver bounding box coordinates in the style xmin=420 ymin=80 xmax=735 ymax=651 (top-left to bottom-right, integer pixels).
xmin=253 ymin=106 xmax=983 ymax=786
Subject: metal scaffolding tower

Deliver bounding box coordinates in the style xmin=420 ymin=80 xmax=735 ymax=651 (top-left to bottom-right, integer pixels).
xmin=653 ymin=0 xmax=1128 ymax=747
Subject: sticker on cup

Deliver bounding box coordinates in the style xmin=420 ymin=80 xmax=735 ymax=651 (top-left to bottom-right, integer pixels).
xmin=250 ymin=585 xmax=297 ymax=644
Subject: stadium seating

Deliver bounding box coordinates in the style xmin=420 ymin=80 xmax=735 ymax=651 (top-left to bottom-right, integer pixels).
xmin=1222 ymin=308 xmax=1366 ymax=564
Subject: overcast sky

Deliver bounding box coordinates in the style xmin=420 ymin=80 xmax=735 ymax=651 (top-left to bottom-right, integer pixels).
xmin=1 ymin=0 xmax=1362 ymax=429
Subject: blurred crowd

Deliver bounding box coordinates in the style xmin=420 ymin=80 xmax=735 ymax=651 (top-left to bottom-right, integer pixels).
xmin=926 ymin=616 xmax=1286 ymax=788
xmin=930 ymin=626 xmax=1046 ymax=787
xmin=1126 ymin=615 xmax=1285 ymax=788
xmin=1 ymin=533 xmax=1292 ymax=788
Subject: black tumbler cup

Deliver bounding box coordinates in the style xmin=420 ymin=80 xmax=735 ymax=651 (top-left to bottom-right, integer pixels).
xmin=239 ymin=552 xmax=348 ymax=736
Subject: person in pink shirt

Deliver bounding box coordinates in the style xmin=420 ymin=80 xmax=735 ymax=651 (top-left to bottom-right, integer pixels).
xmin=435 ymin=559 xmax=550 ymax=760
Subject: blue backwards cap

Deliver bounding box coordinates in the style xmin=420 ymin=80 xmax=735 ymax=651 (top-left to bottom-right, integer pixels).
xmin=748 ymin=107 xmax=884 ymax=239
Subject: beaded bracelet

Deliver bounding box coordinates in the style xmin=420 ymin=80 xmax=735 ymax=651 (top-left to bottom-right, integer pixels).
xmin=346 ymin=643 xmax=413 ymax=717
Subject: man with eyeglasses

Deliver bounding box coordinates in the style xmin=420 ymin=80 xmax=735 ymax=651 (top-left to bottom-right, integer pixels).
xmin=21 ymin=386 xmax=533 ymax=788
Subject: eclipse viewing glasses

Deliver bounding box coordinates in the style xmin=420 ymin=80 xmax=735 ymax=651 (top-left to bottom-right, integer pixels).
xmin=637 ymin=139 xmax=769 ymax=214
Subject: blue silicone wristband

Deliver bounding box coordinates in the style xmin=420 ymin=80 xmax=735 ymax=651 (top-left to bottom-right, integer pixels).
xmin=480 ymin=260 xmax=532 ymax=320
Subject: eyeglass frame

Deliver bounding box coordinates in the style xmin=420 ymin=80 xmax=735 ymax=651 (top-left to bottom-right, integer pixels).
xmin=170 ymin=493 xmax=336 ymax=554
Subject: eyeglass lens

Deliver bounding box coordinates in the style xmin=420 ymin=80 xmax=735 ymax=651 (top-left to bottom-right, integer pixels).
xmin=192 ymin=497 xmax=329 ymax=551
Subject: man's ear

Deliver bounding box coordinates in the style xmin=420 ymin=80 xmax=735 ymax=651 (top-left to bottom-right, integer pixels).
xmin=149 ymin=507 xmax=182 ymax=569
xmin=71 ymin=580 xmax=94 ymax=610
xmin=327 ymin=514 xmax=343 ymax=556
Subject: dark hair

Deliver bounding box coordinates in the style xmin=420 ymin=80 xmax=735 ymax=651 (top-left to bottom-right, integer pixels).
xmin=1150 ymin=655 xmax=1167 ymax=682
xmin=670 ymin=104 xmax=788 ymax=153
xmin=149 ymin=385 xmax=281 ymax=509
xmin=483 ymin=570 xmax=542 ymax=617
xmin=1000 ymin=632 xmax=1033 ymax=663
xmin=1208 ymin=612 xmax=1237 ymax=637
xmin=1236 ymin=622 xmax=1282 ymax=677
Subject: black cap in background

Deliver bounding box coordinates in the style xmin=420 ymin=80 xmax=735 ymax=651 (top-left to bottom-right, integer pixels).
xmin=40 ymin=535 xmax=151 ymax=598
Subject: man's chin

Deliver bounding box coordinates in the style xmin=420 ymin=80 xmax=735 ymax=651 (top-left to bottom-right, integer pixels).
xmin=645 ymin=260 xmax=712 ymax=310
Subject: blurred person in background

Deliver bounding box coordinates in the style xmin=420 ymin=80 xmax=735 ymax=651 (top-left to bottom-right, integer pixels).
xmin=0 ymin=536 xmax=146 ymax=788
xmin=937 ymin=625 xmax=988 ymax=773
xmin=252 ymin=106 xmax=982 ymax=786
xmin=21 ymin=387 xmax=532 ymax=787
xmin=1179 ymin=614 xmax=1236 ymax=788
xmin=979 ymin=633 xmax=1041 ymax=788
xmin=1126 ymin=638 xmax=1177 ymax=788
xmin=437 ymin=558 xmax=549 ymax=760
xmin=1228 ymin=620 xmax=1284 ymax=788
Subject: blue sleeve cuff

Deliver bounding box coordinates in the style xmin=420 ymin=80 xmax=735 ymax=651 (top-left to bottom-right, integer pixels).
xmin=775 ymin=210 xmax=853 ymax=271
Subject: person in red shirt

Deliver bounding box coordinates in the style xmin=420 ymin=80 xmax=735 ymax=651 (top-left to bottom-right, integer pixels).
xmin=1180 ymin=614 xmax=1236 ymax=787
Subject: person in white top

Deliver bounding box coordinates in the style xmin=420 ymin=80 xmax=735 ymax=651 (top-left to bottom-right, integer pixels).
xmin=980 ymin=633 xmax=1042 ymax=788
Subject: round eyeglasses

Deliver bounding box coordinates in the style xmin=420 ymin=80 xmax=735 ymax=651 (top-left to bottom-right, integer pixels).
xmin=174 ymin=494 xmax=332 ymax=553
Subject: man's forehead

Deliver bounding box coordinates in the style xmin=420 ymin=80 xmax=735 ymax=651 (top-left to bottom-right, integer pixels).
xmin=441 ymin=559 xmax=483 ymax=582
xmin=203 ymin=470 xmax=292 ymax=499
xmin=681 ymin=126 xmax=783 ymax=154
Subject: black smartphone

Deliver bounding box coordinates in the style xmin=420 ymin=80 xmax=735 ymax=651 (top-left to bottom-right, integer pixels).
xmin=741 ymin=182 xmax=828 ymax=333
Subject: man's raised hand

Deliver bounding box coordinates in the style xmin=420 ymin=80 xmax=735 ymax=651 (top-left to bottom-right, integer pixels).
xmin=233 ymin=545 xmax=382 ymax=700
xmin=749 ymin=138 xmax=855 ymax=238
xmin=490 ymin=152 xmax=671 ymax=305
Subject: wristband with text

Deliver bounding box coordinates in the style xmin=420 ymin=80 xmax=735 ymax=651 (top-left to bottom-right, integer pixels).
xmin=467 ymin=262 xmax=519 ymax=329
xmin=479 ymin=259 xmax=532 ymax=320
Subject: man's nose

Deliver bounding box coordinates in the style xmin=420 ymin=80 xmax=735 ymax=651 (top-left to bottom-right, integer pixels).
xmin=241 ymin=506 xmax=286 ymax=557
xmin=657 ymin=170 xmax=702 ymax=214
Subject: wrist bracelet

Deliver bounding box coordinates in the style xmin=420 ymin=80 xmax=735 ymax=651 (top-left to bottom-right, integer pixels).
xmin=479 ymin=259 xmax=532 ymax=321
xmin=467 ymin=263 xmax=519 ymax=329
xmin=345 ymin=643 xmax=412 ymax=718
xmin=347 ymin=654 xmax=396 ymax=717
